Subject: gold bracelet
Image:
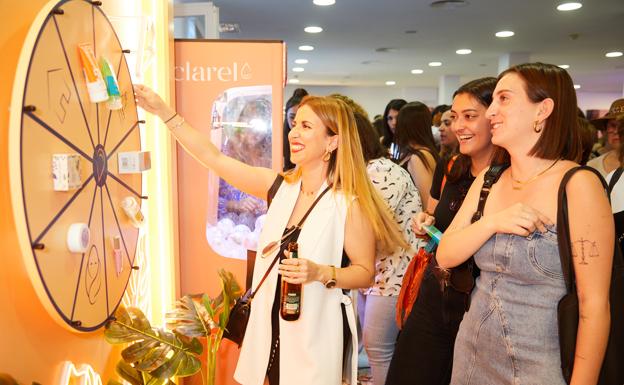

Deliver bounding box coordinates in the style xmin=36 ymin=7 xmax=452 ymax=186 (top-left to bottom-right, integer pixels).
xmin=169 ymin=117 xmax=185 ymax=131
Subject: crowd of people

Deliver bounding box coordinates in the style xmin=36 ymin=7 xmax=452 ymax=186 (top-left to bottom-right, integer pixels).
xmin=134 ymin=61 xmax=623 ymax=385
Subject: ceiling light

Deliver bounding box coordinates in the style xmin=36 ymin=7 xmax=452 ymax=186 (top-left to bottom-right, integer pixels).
xmin=295 ymin=59 xmax=309 ymax=64
xmin=411 ymin=69 xmax=424 ymax=74
xmin=430 ymin=0 xmax=469 ymax=9
xmin=428 ymin=61 xmax=442 ymax=67
xmin=313 ymin=0 xmax=335 ymax=5
xmin=298 ymin=45 xmax=314 ymax=51
xmin=289 ymin=78 xmax=300 ymax=84
xmin=293 ymin=67 xmax=305 ymax=72
xmin=573 ymin=84 xmax=581 ymax=89
xmin=456 ymin=49 xmax=472 ymax=55
xmin=495 ymin=30 xmax=515 ymax=38
xmin=304 ymin=26 xmax=323 ymax=33
xmin=558 ymin=64 xmax=570 ymax=69
xmin=557 ymin=2 xmax=582 ymax=11
xmin=385 ymin=81 xmax=396 ymax=86
xmin=606 ymin=51 xmax=623 ymax=58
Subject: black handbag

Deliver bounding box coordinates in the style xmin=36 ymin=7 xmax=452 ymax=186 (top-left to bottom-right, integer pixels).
xmin=556 ymin=166 xmax=624 ymax=384
xmin=223 ymin=182 xmax=332 ymax=346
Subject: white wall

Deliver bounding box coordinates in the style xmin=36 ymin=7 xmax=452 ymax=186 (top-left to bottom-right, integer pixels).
xmin=577 ymin=91 xmax=623 ymax=112
xmin=284 ymin=85 xmax=438 ymax=119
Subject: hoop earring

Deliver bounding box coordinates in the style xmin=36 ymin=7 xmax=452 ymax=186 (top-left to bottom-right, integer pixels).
xmin=322 ymin=150 xmax=331 ymax=162
xmin=533 ymin=121 xmax=543 ymax=133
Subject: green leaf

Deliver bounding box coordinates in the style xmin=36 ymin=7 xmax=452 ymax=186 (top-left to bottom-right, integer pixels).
xmin=166 ymin=295 xmax=214 ymax=338
xmin=121 ymin=340 xmax=160 ymax=363
xmin=115 ymin=361 xmax=144 ymax=385
xmin=105 ymin=306 xmax=156 ymax=345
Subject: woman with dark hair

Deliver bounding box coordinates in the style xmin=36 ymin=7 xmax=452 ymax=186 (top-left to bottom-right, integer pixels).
xmin=438 ymin=63 xmax=613 ymax=384
xmin=381 ymin=99 xmax=407 ymax=159
xmin=386 ymin=77 xmax=501 ymax=385
xmin=588 ymin=99 xmax=623 ymax=177
xmin=437 ymin=105 xmax=458 ymax=160
xmin=283 ymin=88 xmax=309 ymax=170
xmin=395 ymin=101 xmax=440 ymax=206
xmin=351 ymin=112 xmax=425 ymax=385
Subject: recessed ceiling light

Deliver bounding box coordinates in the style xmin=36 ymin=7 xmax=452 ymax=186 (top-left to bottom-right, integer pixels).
xmin=313 ymin=0 xmax=335 ymax=5
xmin=405 ymin=30 xmax=418 ymax=34
xmin=573 ymin=84 xmax=581 ymax=89
xmin=295 ymin=59 xmax=309 ymax=64
xmin=606 ymin=51 xmax=623 ymax=58
xmin=298 ymin=45 xmax=314 ymax=51
xmin=557 ymin=2 xmax=582 ymax=11
xmin=411 ymin=69 xmax=424 ymax=74
xmin=219 ymin=23 xmax=240 ymax=33
xmin=428 ymin=61 xmax=442 ymax=67
xmin=304 ymin=26 xmax=323 ymax=33
xmin=456 ymin=49 xmax=472 ymax=55
xmin=289 ymin=78 xmax=300 ymax=84
xmin=495 ymin=30 xmax=515 ymax=38
xmin=386 ymin=81 xmax=396 ymax=86
xmin=293 ymin=67 xmax=305 ymax=72
xmin=558 ymin=64 xmax=570 ymax=69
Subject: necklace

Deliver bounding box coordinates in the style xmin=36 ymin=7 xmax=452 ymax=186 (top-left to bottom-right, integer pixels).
xmin=511 ymin=158 xmax=561 ymax=190
xmin=300 ymin=184 xmax=317 ymax=197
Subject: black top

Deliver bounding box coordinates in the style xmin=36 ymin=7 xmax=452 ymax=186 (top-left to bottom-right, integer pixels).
xmin=430 ymin=158 xmax=475 ymax=232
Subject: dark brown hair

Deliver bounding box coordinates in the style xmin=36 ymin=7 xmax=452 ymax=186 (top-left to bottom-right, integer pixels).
xmin=498 ymin=62 xmax=582 ymax=162
xmin=395 ymin=101 xmax=439 ymax=171
xmin=447 ymin=77 xmax=508 ymax=182
xmin=353 ymin=112 xmax=388 ymax=162
xmin=381 ymin=99 xmax=407 ymax=148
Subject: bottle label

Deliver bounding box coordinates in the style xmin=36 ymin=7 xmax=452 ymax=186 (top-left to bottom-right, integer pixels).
xmin=283 ymin=293 xmax=300 ymax=313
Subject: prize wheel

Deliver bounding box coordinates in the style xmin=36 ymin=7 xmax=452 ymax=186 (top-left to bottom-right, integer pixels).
xmin=9 ymin=0 xmax=146 ymax=332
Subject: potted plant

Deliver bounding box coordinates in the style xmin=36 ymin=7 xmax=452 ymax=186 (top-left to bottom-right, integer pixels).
xmin=104 ymin=269 xmax=242 ymax=385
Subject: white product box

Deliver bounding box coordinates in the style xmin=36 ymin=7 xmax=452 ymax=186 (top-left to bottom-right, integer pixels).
xmin=52 ymin=154 xmax=81 ymax=191
xmin=118 ymin=151 xmax=151 ymax=174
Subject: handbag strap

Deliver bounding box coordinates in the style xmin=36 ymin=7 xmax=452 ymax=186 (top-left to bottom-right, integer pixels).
xmin=250 ymin=183 xmax=333 ymax=299
xmin=608 ymin=167 xmax=623 ymax=194
xmin=556 ymin=166 xmax=610 ymax=294
xmin=471 ymin=164 xmax=509 ymax=223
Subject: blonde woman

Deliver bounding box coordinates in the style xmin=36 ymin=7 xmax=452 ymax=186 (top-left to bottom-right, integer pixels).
xmin=134 ymin=86 xmax=405 ymax=385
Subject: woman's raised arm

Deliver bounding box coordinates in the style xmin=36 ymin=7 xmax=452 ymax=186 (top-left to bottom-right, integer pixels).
xmin=135 ymin=84 xmax=277 ymax=199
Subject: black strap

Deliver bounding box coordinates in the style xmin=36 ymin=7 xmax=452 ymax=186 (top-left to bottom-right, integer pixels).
xmin=608 ymin=167 xmax=623 ymax=194
xmin=556 ymin=166 xmax=610 ymax=294
xmin=267 ymin=174 xmax=285 ymax=208
xmin=250 ymin=183 xmax=333 ymax=299
xmin=471 ymin=164 xmax=509 ymax=223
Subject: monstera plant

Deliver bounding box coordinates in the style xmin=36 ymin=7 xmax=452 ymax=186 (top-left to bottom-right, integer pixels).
xmin=105 ymin=269 xmax=242 ymax=385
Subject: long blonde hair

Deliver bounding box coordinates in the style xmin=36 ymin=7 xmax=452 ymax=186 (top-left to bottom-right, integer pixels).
xmin=284 ymin=96 xmax=408 ymax=253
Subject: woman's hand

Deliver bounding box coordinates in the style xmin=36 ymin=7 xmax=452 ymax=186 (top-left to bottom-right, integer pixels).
xmin=484 ymin=202 xmax=553 ymax=236
xmin=279 ymin=250 xmax=323 ymax=284
xmin=134 ymin=84 xmax=174 ymax=120
xmin=412 ymin=212 xmax=435 ymax=235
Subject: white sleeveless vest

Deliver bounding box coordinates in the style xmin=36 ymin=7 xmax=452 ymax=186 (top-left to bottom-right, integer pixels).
xmin=234 ymin=179 xmax=358 ymax=385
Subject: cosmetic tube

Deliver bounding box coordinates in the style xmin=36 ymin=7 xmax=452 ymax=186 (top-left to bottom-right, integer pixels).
xmin=77 ymin=43 xmax=108 ymax=103
xmin=99 ymin=56 xmax=122 ymax=110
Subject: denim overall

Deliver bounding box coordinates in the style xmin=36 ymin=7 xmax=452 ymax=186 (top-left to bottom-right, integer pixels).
xmin=451 ymin=225 xmax=568 ymax=385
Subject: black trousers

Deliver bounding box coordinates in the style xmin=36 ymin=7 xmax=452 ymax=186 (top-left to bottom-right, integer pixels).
xmin=385 ymin=262 xmax=467 ymax=385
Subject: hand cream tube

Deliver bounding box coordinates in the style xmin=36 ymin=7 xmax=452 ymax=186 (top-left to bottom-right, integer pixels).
xmin=99 ymin=56 xmax=122 ymax=110
xmin=77 ymin=43 xmax=109 ymax=103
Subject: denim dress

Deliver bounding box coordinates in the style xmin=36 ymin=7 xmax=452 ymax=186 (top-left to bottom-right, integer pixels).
xmin=451 ymin=225 xmax=567 ymax=385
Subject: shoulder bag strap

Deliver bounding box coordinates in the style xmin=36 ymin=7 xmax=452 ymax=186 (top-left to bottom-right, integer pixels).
xmin=250 ymin=184 xmax=333 ymax=299
xmin=608 ymin=167 xmax=623 ymax=194
xmin=556 ymin=166 xmax=609 ymax=294
xmin=471 ymin=164 xmax=510 ymax=223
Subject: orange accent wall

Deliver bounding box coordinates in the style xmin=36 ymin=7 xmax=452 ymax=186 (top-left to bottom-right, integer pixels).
xmin=0 ymin=1 xmax=116 ymax=382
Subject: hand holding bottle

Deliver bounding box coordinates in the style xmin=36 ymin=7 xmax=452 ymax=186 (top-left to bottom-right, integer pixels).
xmin=279 ymin=249 xmax=324 ymax=285
xmin=412 ymin=211 xmax=435 ymax=235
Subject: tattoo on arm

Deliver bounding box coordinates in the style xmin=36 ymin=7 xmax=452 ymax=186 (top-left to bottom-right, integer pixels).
xmin=572 ymin=238 xmax=599 ymax=265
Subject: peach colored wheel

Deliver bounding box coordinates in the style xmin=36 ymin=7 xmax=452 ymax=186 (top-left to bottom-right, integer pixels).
xmin=9 ymin=0 xmax=145 ymax=331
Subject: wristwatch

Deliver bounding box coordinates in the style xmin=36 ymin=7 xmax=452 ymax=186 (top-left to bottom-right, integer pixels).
xmin=324 ymin=265 xmax=337 ymax=289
